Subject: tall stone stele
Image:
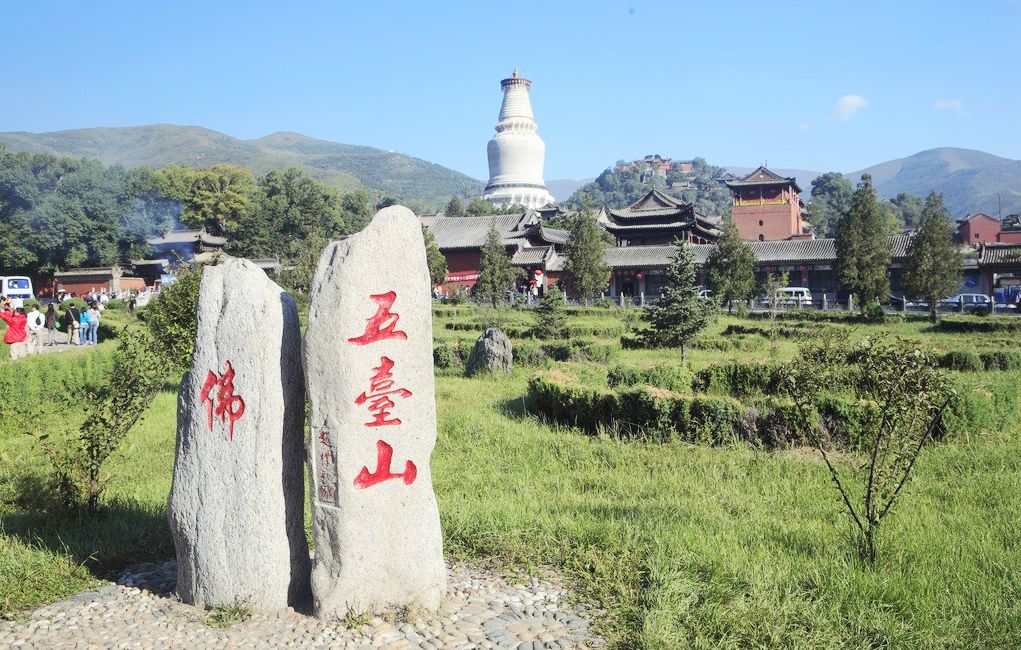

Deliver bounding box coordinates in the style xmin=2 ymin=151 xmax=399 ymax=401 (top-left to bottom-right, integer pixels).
xmin=305 ymin=206 xmax=446 ymax=618
xmin=168 ymin=258 xmax=310 ymax=611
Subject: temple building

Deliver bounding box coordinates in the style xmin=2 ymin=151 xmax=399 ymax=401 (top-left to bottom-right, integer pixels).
xmin=482 ymin=70 xmax=556 ymax=209
xmin=428 ymin=211 xmax=568 ymax=291
xmin=725 ymin=166 xmax=808 ymax=241
xmin=599 ymin=189 xmax=723 ymax=246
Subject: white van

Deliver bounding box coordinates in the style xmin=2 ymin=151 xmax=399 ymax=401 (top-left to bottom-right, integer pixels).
xmin=766 ymin=287 xmax=813 ymax=307
xmin=0 ymin=276 xmax=34 ymax=302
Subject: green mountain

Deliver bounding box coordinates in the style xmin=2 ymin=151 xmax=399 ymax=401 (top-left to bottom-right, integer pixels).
xmin=847 ymin=147 xmax=1021 ymax=218
xmin=0 ymin=124 xmax=484 ymax=207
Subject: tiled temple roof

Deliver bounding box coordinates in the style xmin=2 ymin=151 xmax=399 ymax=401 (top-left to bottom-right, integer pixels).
xmin=724 ymin=166 xmax=802 ymax=193
xmin=979 ymin=243 xmax=1021 ymax=266
xmin=147 ymin=229 xmax=227 ymax=247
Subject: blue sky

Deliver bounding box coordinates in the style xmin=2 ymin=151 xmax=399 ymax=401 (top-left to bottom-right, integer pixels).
xmin=1 ymin=0 xmax=1019 ymax=181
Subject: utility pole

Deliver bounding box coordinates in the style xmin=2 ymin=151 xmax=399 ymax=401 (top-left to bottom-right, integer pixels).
xmin=998 ymin=191 xmax=1002 ymax=219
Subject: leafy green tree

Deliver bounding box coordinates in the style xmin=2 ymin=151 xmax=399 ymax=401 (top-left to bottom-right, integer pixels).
xmin=836 ymin=175 xmax=890 ymax=311
xmin=475 ymin=223 xmax=517 ymax=308
xmin=646 ymin=240 xmax=716 ymax=361
xmin=784 ymin=335 xmax=954 ymax=564
xmin=161 ymin=164 xmax=254 ymax=236
xmin=465 ymin=198 xmax=495 ymax=216
xmin=280 ymin=232 xmax=328 ymax=295
xmin=706 ymin=220 xmax=756 ymax=312
xmin=423 ymin=225 xmax=447 ymax=286
xmin=805 ymin=172 xmax=854 ymax=237
xmin=142 ymin=265 xmax=204 ymax=370
xmin=444 ymin=196 xmax=465 ymax=218
xmin=562 ymin=208 xmax=610 ymax=304
xmin=902 ymin=193 xmax=961 ymax=321
xmin=38 ymin=326 xmax=163 ymax=512
xmin=534 ymin=285 xmax=568 ymax=339
xmin=889 ymin=192 xmax=925 ymax=230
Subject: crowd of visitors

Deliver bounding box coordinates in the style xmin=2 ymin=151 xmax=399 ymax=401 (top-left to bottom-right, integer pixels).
xmin=1 ymin=291 xmax=112 ymax=360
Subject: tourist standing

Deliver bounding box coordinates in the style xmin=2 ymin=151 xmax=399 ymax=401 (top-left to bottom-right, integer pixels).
xmin=44 ymin=304 xmax=58 ymax=345
xmin=1 ymin=302 xmax=29 ymax=360
xmin=65 ymin=303 xmax=81 ymax=345
xmin=87 ymin=304 xmax=100 ymax=345
xmin=79 ymin=308 xmax=91 ymax=345
xmin=26 ymin=304 xmax=45 ymax=354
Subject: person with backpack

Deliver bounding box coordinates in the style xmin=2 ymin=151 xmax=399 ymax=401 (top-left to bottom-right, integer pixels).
xmin=65 ymin=303 xmax=81 ymax=345
xmin=26 ymin=304 xmax=45 ymax=354
xmin=1 ymin=301 xmax=29 ymax=360
xmin=44 ymin=304 xmax=58 ymax=345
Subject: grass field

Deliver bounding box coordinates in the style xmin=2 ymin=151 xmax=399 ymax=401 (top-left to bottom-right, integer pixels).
xmin=2 ymin=305 xmax=1020 ymax=647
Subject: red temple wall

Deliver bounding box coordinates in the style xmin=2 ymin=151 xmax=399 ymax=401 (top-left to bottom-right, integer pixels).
xmin=998 ymin=231 xmax=1021 ymax=244
xmin=733 ymin=203 xmax=802 ymax=241
xmin=958 ymin=216 xmax=1001 ymax=245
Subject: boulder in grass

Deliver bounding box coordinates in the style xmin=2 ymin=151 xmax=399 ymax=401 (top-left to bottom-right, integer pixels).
xmin=465 ymin=327 xmax=513 ymax=376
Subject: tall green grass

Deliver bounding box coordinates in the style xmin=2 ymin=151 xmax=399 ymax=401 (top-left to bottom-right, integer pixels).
xmin=1 ymin=307 xmax=1019 ymax=648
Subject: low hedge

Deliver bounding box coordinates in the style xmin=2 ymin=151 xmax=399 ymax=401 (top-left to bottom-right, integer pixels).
xmin=432 ymin=340 xmax=474 ymax=369
xmin=692 ymin=361 xmax=786 ymax=397
xmin=607 ymin=364 xmax=692 ymax=392
xmin=936 ymin=317 xmax=1021 ymax=334
xmin=435 ymin=339 xmax=617 ymax=369
xmin=104 ymin=298 xmax=127 ymax=310
xmin=445 ymin=321 xmax=624 ymax=338
xmin=939 ymin=351 xmax=983 ymax=371
xmin=980 ymin=350 xmax=1021 ymax=371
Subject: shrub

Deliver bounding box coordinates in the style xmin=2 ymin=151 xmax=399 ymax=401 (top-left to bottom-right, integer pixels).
xmin=513 ymin=340 xmax=548 ymax=366
xmin=693 ymin=361 xmax=784 ymax=397
xmin=140 ymin=266 xmax=203 ymax=369
xmin=937 ymin=317 xmax=1021 ymax=334
xmin=432 ymin=343 xmax=460 ymax=369
xmin=607 ymin=364 xmax=692 ymax=392
xmin=938 ymin=351 xmax=982 ymax=371
xmin=104 ymin=298 xmax=127 ymax=310
xmin=690 ymin=336 xmax=736 ymax=351
xmin=979 ymin=350 xmax=1021 ymax=371
xmin=534 ymin=286 xmax=568 ymax=339
xmin=862 ymin=302 xmax=886 ymax=323
xmin=594 ymin=297 xmax=614 ymax=309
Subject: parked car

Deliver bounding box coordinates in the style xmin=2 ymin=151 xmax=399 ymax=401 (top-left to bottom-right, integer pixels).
xmin=764 ymin=287 xmax=813 ymax=307
xmin=888 ymin=295 xmax=929 ymax=309
xmin=698 ymin=289 xmax=713 ymax=300
xmin=938 ymin=293 xmax=993 ymax=312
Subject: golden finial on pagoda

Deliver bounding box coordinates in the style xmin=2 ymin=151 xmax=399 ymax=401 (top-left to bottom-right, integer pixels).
xmin=512 ymin=66 xmax=518 ymax=79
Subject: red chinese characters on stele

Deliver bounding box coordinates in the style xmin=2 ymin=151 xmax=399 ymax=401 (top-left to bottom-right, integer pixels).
xmin=200 ymin=360 xmax=246 ymax=441
xmin=347 ymin=291 xmax=416 ymax=490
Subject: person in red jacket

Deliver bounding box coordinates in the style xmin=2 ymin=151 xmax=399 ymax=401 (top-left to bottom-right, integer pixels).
xmin=1 ymin=301 xmax=29 ymax=360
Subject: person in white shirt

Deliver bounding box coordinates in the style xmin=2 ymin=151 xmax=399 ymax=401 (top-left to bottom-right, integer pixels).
xmin=26 ymin=305 xmax=45 ymax=354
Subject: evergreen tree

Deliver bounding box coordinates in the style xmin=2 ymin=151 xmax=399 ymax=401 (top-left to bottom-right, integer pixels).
xmin=422 ymin=225 xmax=448 ymax=286
xmin=534 ymin=285 xmax=568 ymax=339
xmin=902 ymin=192 xmax=961 ymax=322
xmin=465 ymin=197 xmax=495 ymax=216
xmin=705 ymin=220 xmax=756 ymax=312
xmin=476 ymin=223 xmax=517 ymax=308
xmin=444 ymin=196 xmax=465 ymax=218
xmin=805 ymin=172 xmax=854 ymax=237
xmin=836 ymin=174 xmax=890 ymax=311
xmin=562 ymin=209 xmax=610 ymax=305
xmin=646 ymin=239 xmax=716 ymax=361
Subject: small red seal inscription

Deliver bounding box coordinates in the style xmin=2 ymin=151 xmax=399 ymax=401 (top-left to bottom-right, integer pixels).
xmin=353 ymin=439 xmax=417 ymax=489
xmin=199 ymin=360 xmax=246 ymax=441
xmin=347 ymin=291 xmax=408 ymax=346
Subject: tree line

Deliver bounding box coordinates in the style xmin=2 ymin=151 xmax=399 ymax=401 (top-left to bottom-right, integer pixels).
xmin=0 ymin=146 xmax=377 ymax=281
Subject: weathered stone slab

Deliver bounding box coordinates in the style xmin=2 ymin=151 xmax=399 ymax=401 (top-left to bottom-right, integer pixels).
xmin=465 ymin=328 xmax=513 ymax=376
xmin=304 ymin=206 xmax=445 ymax=617
xmin=167 ymin=258 xmax=310 ymax=612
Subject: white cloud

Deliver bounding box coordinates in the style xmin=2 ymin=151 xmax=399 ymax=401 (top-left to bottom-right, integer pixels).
xmin=934 ymin=98 xmax=968 ymax=117
xmin=833 ymin=95 xmax=869 ymax=121
xmin=798 ymin=121 xmax=813 ymax=133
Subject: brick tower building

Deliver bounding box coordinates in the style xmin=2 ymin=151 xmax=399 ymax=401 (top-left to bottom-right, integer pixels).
xmin=725 ymin=166 xmax=807 ymax=241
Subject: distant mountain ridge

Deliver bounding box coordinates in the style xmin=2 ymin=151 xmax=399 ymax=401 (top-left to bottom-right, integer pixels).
xmin=848 ymin=147 xmax=1021 ymax=218
xmin=0 ymin=124 xmax=485 ymax=207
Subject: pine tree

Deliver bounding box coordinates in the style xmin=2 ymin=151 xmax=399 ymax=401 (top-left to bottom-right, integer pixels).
xmin=563 ymin=209 xmax=610 ymax=305
xmin=422 ymin=225 xmax=447 ymax=287
xmin=534 ymin=285 xmax=568 ymax=339
xmin=476 ymin=223 xmax=517 ymax=308
xmin=444 ymin=196 xmax=465 ymax=218
xmin=705 ymin=220 xmax=756 ymax=313
xmin=836 ymin=174 xmax=890 ymax=311
xmin=902 ymin=193 xmax=961 ymax=322
xmin=646 ymin=239 xmax=716 ymax=361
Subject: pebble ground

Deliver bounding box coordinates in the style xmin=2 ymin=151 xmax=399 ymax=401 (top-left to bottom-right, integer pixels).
xmin=0 ymin=561 xmax=605 ymax=649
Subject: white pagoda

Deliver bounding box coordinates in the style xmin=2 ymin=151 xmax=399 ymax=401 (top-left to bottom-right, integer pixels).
xmin=482 ymin=69 xmax=555 ymax=209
